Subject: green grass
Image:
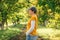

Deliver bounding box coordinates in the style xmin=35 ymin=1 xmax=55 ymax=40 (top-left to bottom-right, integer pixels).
xmin=0 ymin=24 xmax=24 ymax=40
xmin=0 ymin=28 xmax=21 ymax=40
xmin=0 ymin=24 xmax=60 ymax=40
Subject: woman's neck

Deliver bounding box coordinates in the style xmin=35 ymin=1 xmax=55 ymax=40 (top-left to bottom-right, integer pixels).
xmin=31 ymin=14 xmax=35 ymax=17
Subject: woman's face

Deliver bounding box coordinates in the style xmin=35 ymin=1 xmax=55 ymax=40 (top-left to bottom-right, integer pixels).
xmin=28 ymin=10 xmax=34 ymax=16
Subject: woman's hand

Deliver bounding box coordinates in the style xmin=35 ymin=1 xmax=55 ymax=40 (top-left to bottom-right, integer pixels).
xmin=26 ymin=32 xmax=29 ymax=35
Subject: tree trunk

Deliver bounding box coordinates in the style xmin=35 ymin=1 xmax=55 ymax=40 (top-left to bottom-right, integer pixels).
xmin=1 ymin=20 xmax=5 ymax=30
xmin=6 ymin=19 xmax=8 ymax=29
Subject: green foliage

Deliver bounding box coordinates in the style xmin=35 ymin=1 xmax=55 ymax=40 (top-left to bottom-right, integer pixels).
xmin=0 ymin=0 xmax=60 ymax=29
xmin=37 ymin=0 xmax=60 ymax=27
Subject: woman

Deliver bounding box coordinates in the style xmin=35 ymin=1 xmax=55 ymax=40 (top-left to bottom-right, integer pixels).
xmin=26 ymin=7 xmax=38 ymax=40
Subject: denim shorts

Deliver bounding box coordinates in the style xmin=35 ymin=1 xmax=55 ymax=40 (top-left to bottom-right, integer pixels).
xmin=26 ymin=34 xmax=38 ymax=40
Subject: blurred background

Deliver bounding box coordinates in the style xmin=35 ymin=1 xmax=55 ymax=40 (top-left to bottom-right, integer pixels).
xmin=0 ymin=0 xmax=60 ymax=40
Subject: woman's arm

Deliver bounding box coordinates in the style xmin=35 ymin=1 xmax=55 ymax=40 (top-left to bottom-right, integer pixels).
xmin=26 ymin=20 xmax=35 ymax=35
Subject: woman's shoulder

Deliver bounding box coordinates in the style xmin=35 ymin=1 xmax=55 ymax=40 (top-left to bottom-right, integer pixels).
xmin=32 ymin=14 xmax=37 ymax=18
xmin=31 ymin=15 xmax=37 ymax=20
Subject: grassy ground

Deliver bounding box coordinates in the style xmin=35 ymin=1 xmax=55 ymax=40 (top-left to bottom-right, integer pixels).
xmin=0 ymin=29 xmax=21 ymax=40
xmin=0 ymin=24 xmax=23 ymax=40
xmin=37 ymin=28 xmax=60 ymax=40
xmin=0 ymin=24 xmax=60 ymax=40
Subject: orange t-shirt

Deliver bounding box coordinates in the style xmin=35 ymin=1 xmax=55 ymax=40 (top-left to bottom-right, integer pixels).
xmin=26 ymin=15 xmax=38 ymax=36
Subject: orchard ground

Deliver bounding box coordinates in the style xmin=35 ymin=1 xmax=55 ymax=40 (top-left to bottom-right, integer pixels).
xmin=0 ymin=23 xmax=60 ymax=40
